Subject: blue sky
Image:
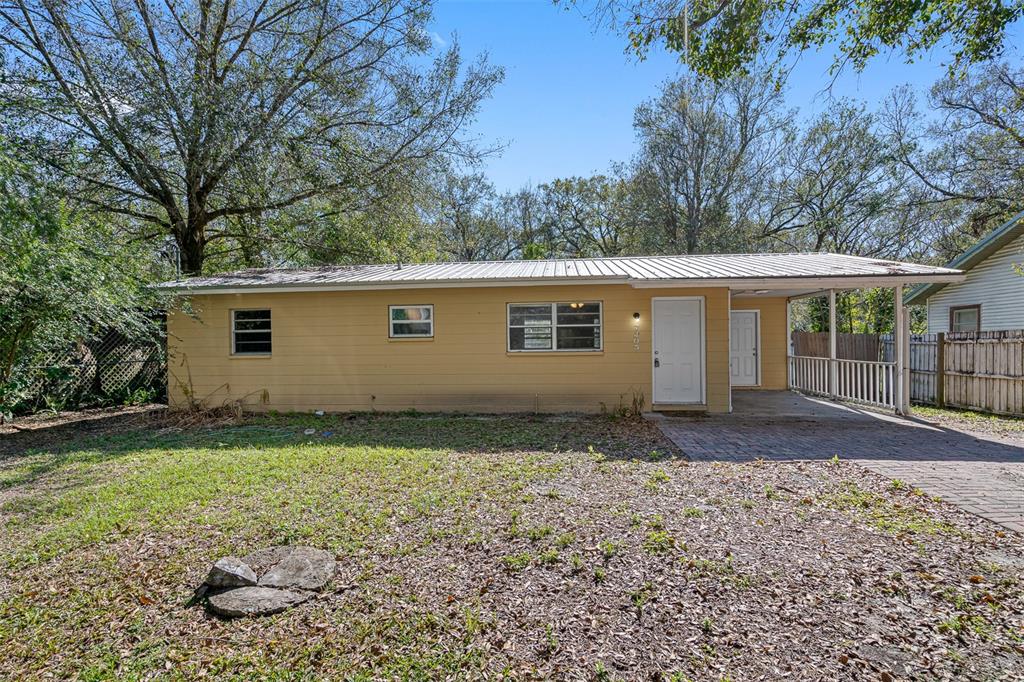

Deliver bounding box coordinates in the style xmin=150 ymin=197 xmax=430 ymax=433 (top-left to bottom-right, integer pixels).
xmin=429 ymin=0 xmax=1022 ymax=191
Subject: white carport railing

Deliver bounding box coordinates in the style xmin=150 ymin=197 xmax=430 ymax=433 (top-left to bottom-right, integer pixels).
xmin=788 ymin=356 xmax=896 ymax=410
xmin=786 ymin=286 xmax=909 ymax=414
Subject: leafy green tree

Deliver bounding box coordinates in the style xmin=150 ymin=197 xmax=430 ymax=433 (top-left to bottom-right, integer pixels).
xmin=429 ymin=171 xmax=512 ymax=261
xmin=269 ymin=166 xmax=439 ymax=267
xmin=799 ymin=289 xmax=925 ymax=335
xmin=0 ymin=154 xmax=165 ymax=421
xmin=539 ymin=174 xmax=641 ymax=256
xmin=570 ymin=0 xmax=1023 ymax=81
xmin=0 ymin=0 xmax=501 ymax=275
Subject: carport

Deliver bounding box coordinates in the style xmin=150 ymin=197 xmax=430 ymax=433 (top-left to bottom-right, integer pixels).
xmin=731 ymin=279 xmax=951 ymax=416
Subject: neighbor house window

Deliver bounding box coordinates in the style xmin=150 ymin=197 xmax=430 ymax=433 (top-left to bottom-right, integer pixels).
xmin=232 ymin=310 xmax=271 ymax=355
xmin=507 ymin=302 xmax=602 ymax=351
xmin=950 ymin=305 xmax=981 ymax=333
xmin=390 ymin=305 xmax=433 ymax=338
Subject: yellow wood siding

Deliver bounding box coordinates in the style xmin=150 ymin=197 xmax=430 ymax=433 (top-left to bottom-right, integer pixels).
xmin=167 ymin=285 xmax=733 ymax=413
xmin=731 ymin=297 xmax=788 ymax=390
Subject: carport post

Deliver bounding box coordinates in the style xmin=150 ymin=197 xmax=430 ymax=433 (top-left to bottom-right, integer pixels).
xmin=786 ymin=299 xmax=793 ymax=389
xmin=894 ymin=284 xmax=908 ymax=415
xmin=828 ymin=289 xmax=837 ymax=399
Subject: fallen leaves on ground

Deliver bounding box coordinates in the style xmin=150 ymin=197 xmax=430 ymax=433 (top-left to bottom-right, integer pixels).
xmin=0 ymin=413 xmax=1021 ymax=680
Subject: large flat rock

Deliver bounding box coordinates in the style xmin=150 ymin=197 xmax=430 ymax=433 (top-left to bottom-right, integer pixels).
xmin=207 ymin=586 xmax=310 ymax=618
xmin=241 ymin=546 xmax=294 ymax=577
xmin=258 ymin=546 xmax=336 ymax=591
xmin=205 ymin=556 xmax=257 ymax=588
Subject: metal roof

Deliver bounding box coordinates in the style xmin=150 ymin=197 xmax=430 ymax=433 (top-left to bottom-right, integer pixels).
xmin=161 ymin=252 xmax=962 ymax=293
xmin=904 ymin=209 xmax=1024 ymax=305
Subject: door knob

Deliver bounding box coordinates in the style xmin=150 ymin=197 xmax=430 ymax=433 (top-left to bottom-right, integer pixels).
xmin=654 ymin=358 xmax=660 ymax=368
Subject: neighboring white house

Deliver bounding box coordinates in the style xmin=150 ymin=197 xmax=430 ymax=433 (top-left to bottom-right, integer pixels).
xmin=906 ymin=210 xmax=1024 ymax=333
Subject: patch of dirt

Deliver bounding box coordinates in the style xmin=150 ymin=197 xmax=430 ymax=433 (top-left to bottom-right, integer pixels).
xmin=372 ymin=456 xmax=1024 ymax=680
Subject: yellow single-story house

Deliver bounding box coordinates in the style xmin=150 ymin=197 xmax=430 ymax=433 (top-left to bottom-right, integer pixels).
xmin=162 ymin=253 xmax=961 ymax=415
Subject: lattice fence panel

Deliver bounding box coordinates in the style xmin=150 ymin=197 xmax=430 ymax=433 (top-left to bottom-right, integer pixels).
xmin=12 ymin=322 xmax=166 ymax=414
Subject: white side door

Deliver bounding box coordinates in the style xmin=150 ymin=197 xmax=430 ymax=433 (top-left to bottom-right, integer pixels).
xmin=652 ymin=298 xmax=704 ymax=403
xmin=729 ymin=310 xmax=759 ymax=387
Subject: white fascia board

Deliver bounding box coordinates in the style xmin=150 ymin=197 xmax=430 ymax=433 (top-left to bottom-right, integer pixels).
xmin=163 ymin=273 xmax=965 ymax=296
xmin=628 ymin=274 xmax=965 ymax=289
xmin=165 ymin=276 xmax=630 ymax=295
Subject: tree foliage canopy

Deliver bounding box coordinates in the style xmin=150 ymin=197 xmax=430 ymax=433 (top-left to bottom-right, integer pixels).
xmin=0 ymin=0 xmax=501 ymax=274
xmin=0 ymin=150 xmax=165 ymax=419
xmin=886 ymin=61 xmax=1024 ymax=257
xmin=632 ymin=73 xmax=789 ymax=254
xmin=569 ymin=0 xmax=1024 ymax=81
xmin=759 ymin=102 xmax=924 ymax=257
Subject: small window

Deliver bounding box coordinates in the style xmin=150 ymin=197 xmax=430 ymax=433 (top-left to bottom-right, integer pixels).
xmin=232 ymin=309 xmax=271 ymax=355
xmin=950 ymin=305 xmax=981 ymax=333
xmin=508 ymin=302 xmax=602 ymax=352
xmin=390 ymin=305 xmax=433 ymax=338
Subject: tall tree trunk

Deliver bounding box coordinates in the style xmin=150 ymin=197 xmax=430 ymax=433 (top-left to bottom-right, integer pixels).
xmin=685 ymin=204 xmax=700 ymax=254
xmin=178 ymin=225 xmax=205 ymax=276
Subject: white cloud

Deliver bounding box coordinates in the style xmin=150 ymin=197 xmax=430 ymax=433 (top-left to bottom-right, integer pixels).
xmin=429 ymin=31 xmax=448 ymax=49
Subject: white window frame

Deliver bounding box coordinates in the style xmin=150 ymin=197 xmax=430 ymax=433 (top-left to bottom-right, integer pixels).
xmin=389 ymin=304 xmax=434 ymax=339
xmin=506 ymin=301 xmax=603 ymax=353
xmin=231 ymin=309 xmax=272 ymax=356
xmin=949 ymin=304 xmax=981 ymax=333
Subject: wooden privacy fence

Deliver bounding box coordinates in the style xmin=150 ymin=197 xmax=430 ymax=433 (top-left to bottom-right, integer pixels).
xmin=941 ymin=330 xmax=1024 ymax=415
xmin=790 ymin=331 xmax=881 ymax=361
xmin=879 ymin=330 xmax=1024 ymax=415
xmin=880 ymin=333 xmax=938 ymax=405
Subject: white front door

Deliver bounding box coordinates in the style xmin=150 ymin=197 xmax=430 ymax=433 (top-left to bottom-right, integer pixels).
xmin=652 ymin=298 xmax=704 ymax=403
xmin=729 ymin=310 xmax=759 ymax=387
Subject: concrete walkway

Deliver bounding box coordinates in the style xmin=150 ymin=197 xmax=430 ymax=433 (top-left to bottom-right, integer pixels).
xmin=654 ymin=391 xmax=1024 ymax=533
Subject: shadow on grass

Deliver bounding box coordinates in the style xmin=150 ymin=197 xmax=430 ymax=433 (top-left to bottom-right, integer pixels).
xmin=0 ymin=411 xmax=679 ymax=492
xmin=0 ymin=407 xmax=165 ymax=456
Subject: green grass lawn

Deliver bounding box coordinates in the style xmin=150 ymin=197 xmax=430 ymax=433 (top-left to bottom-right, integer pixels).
xmin=912 ymin=404 xmax=1024 ymax=435
xmin=1 ymin=413 xmax=1022 ymax=680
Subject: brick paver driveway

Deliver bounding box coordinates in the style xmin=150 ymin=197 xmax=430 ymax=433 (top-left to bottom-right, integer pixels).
xmin=655 ymin=391 xmax=1024 ymax=533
